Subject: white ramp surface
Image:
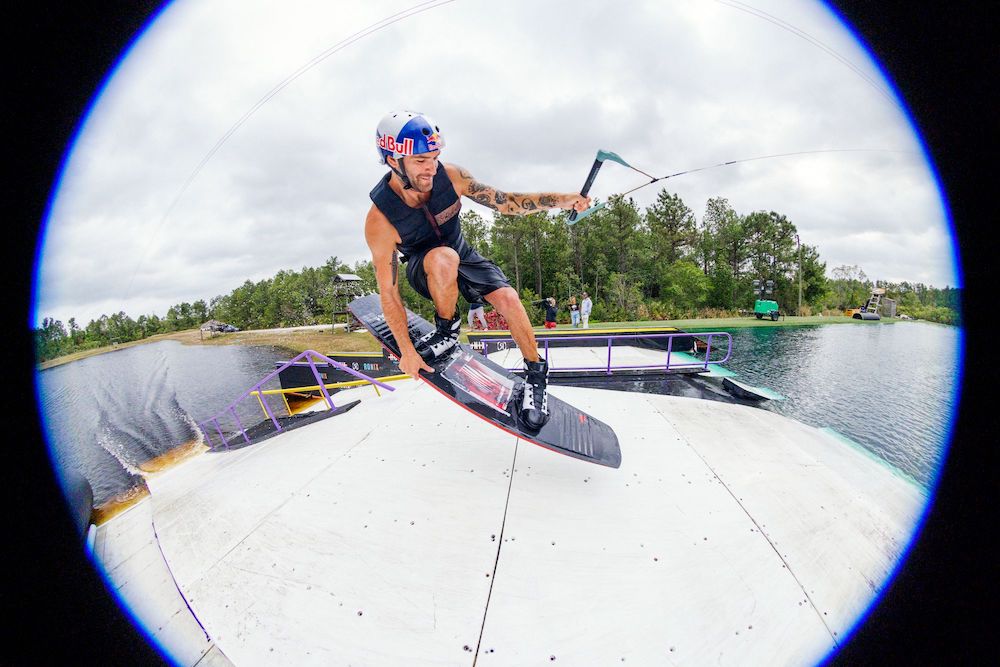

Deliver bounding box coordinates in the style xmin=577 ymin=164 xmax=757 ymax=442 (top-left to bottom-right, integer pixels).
xmin=147 ymin=381 xmax=517 ymax=665
xmin=131 ymin=381 xmax=923 ymax=666
xmin=92 ymin=497 xmax=230 ymax=666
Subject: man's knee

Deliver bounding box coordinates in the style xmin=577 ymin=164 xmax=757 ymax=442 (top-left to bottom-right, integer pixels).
xmin=423 ymin=247 xmax=459 ymax=280
xmin=485 ymin=286 xmax=521 ymax=312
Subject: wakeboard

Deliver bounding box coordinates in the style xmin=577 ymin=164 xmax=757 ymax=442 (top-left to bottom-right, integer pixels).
xmin=349 ymin=294 xmax=621 ymax=468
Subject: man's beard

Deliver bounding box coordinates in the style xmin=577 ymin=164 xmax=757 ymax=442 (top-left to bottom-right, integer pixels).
xmin=409 ymin=173 xmax=433 ymax=193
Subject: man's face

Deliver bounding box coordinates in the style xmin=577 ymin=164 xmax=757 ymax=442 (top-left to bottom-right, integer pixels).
xmin=393 ymin=150 xmax=440 ymax=192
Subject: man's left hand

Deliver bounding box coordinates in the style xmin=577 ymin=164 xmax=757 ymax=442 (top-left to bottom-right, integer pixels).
xmin=563 ymin=194 xmax=591 ymax=212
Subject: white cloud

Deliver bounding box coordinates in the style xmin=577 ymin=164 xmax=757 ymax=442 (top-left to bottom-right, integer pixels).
xmin=34 ymin=0 xmax=957 ymax=326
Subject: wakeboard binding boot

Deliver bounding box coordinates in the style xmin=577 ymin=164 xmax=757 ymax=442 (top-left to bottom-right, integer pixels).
xmin=518 ymin=357 xmax=550 ymax=430
xmin=415 ymin=312 xmax=461 ymax=362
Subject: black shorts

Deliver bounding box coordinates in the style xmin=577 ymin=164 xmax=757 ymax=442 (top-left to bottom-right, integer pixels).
xmin=405 ymin=246 xmax=512 ymax=304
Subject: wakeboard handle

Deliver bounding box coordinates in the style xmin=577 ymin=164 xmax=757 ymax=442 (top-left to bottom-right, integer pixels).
xmin=567 ymin=156 xmax=605 ymax=223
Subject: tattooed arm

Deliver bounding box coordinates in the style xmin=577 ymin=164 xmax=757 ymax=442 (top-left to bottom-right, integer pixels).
xmin=364 ymin=205 xmax=433 ymax=377
xmin=444 ymin=163 xmax=591 ymax=215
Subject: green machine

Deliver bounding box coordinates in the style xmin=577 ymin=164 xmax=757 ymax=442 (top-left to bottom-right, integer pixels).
xmin=752 ymin=279 xmax=780 ymax=321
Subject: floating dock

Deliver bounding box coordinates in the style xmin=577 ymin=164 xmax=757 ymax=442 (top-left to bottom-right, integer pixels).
xmin=278 ymin=327 xmax=704 ymax=392
xmin=94 ymin=375 xmax=924 ymax=665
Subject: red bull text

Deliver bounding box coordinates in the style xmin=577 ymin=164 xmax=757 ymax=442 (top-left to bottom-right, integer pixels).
xmin=378 ymin=134 xmax=415 ymax=156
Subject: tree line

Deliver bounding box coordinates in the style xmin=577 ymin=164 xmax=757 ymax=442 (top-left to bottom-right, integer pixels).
xmin=34 ymin=189 xmax=961 ymax=362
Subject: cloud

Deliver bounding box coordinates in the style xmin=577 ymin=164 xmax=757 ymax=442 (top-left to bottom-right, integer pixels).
xmin=34 ymin=0 xmax=957 ymax=326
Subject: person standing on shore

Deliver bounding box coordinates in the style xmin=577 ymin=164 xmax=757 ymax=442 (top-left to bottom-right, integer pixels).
xmin=468 ymin=301 xmax=488 ymax=330
xmin=580 ymin=292 xmax=593 ymax=329
xmin=568 ymin=295 xmax=580 ymax=328
xmin=533 ymin=297 xmax=558 ymax=329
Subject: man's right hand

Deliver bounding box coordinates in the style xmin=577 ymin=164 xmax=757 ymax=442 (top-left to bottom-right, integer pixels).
xmin=399 ymin=348 xmax=434 ymax=379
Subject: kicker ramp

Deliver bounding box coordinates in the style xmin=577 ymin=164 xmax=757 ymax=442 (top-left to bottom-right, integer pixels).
xmin=139 ymin=381 xmax=923 ymax=665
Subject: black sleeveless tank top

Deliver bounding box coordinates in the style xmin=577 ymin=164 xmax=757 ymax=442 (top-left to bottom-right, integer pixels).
xmin=369 ymin=167 xmax=466 ymax=261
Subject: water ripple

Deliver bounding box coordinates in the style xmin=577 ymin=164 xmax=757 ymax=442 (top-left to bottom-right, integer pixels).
xmin=37 ymin=341 xmax=291 ymax=506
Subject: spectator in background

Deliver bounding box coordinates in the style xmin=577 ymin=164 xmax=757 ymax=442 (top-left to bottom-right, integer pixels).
xmin=534 ymin=297 xmax=558 ymax=329
xmin=468 ymin=301 xmax=488 ymax=330
xmin=568 ymin=295 xmax=580 ymax=328
xmin=580 ymin=292 xmax=593 ymax=329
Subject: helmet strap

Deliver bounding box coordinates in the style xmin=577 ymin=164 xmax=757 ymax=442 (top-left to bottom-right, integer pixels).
xmin=389 ymin=156 xmax=413 ymax=190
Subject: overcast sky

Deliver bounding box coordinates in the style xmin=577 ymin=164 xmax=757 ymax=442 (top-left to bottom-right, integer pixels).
xmin=34 ymin=0 xmax=958 ymax=327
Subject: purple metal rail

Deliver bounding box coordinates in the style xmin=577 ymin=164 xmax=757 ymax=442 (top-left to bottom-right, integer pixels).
xmin=478 ymin=332 xmax=732 ymax=375
xmin=198 ymin=349 xmax=395 ymax=450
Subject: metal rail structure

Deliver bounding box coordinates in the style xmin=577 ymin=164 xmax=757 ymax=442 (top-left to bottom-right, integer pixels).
xmin=198 ymin=349 xmax=396 ymax=450
xmin=201 ymin=332 xmax=732 ymax=449
xmin=250 ymin=374 xmax=410 ymax=418
xmin=476 ymin=331 xmax=733 ymax=375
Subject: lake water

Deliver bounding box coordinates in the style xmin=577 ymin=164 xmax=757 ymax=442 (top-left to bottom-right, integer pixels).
xmin=689 ymin=321 xmax=962 ymax=488
xmin=35 ymin=321 xmax=961 ymax=509
xmin=36 ymin=341 xmax=293 ymax=508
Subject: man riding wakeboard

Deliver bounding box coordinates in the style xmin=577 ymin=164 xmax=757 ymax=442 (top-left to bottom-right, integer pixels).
xmin=364 ymin=110 xmax=590 ymax=429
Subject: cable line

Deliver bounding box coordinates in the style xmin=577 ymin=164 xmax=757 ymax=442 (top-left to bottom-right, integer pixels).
xmin=124 ymin=0 xmax=458 ymax=300
xmin=568 ymin=148 xmax=913 ymax=223
xmin=714 ymin=0 xmax=900 ymax=110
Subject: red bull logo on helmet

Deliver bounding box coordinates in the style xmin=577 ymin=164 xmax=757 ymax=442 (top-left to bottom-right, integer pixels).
xmin=377 ymin=134 xmax=415 ymax=156
xmin=426 ymin=132 xmax=442 ymax=151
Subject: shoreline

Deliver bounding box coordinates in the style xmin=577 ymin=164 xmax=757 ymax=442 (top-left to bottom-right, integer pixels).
xmin=36 ymin=325 xmax=380 ymax=370
xmin=37 ymin=314 xmax=908 ymax=370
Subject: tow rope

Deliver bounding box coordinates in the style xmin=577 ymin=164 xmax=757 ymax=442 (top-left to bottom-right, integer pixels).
xmin=567 ymin=148 xmax=906 ymax=224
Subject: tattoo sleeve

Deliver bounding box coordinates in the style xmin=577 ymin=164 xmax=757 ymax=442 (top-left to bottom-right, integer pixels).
xmin=390 ymin=250 xmax=398 ymax=286
xmin=466 ymin=180 xmax=563 ymax=215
